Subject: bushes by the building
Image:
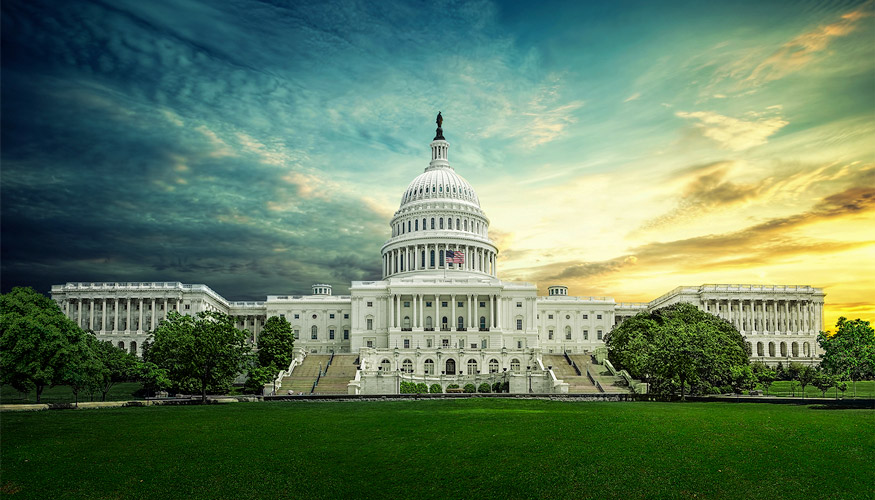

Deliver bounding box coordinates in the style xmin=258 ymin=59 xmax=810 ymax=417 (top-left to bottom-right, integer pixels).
xmin=415 ymin=382 xmax=429 ymax=393
xmin=477 ymin=382 xmax=491 ymax=393
xmin=429 ymin=384 xmax=442 ymax=393
xmin=400 ymin=381 xmax=415 ymax=393
xmin=463 ymin=383 xmax=476 ymax=393
xmin=446 ymin=384 xmax=460 ymax=390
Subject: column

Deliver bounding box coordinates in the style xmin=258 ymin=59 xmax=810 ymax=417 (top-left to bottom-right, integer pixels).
xmin=419 ymin=294 xmax=424 ymax=328
xmin=436 ymin=293 xmax=441 ymax=330
xmin=125 ymin=298 xmax=131 ymax=332
xmin=76 ymin=300 xmax=83 ymax=328
xmin=468 ymin=294 xmax=473 ymax=328
xmin=88 ymin=300 xmax=94 ymax=331
xmin=497 ymin=296 xmax=502 ymax=329
xmin=101 ymin=299 xmax=107 ymax=333
xmin=397 ymin=294 xmax=401 ymax=328
xmin=451 ymin=294 xmax=456 ymax=330
xmin=389 ymin=294 xmax=394 ymax=329
xmin=413 ymin=293 xmax=418 ymax=328
xmin=137 ymin=299 xmax=144 ymax=333
xmin=151 ymin=298 xmax=156 ymax=332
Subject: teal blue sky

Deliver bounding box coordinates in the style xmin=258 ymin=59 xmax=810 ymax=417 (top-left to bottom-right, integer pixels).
xmin=2 ymin=0 xmax=873 ymax=325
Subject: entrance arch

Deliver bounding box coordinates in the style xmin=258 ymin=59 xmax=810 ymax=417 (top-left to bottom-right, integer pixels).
xmin=445 ymin=359 xmax=456 ymax=375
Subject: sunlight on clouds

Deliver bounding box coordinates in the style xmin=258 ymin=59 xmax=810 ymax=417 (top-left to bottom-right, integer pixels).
xmin=195 ymin=125 xmax=235 ymax=158
xmin=675 ymin=110 xmax=788 ymax=150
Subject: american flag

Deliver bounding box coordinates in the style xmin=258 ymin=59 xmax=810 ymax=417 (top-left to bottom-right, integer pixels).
xmin=445 ymin=250 xmax=465 ymax=264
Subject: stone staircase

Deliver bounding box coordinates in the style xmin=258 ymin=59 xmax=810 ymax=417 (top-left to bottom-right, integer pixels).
xmin=543 ymin=354 xmax=600 ymax=394
xmin=312 ymin=354 xmax=359 ymax=395
xmin=277 ymin=355 xmax=331 ymax=395
xmin=570 ymin=354 xmax=628 ymax=392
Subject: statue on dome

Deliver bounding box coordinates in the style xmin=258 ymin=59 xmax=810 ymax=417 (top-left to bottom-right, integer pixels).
xmin=436 ymin=111 xmax=443 ymax=128
xmin=434 ymin=111 xmax=445 ymax=140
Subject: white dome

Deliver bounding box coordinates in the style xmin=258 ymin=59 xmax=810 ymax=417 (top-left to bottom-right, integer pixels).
xmin=399 ymin=166 xmax=480 ymax=208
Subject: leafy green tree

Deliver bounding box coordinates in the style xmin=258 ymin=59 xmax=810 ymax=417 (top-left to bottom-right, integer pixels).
xmin=463 ymin=383 xmax=476 ymax=393
xmin=477 ymin=382 xmax=491 ymax=393
xmin=243 ymin=365 xmax=276 ymax=395
xmin=92 ymin=337 xmax=139 ymax=401
xmin=797 ymin=365 xmax=816 ymax=399
xmin=818 ymin=317 xmax=875 ymax=398
xmin=256 ymin=316 xmax=295 ymax=370
xmin=0 ymin=287 xmax=82 ymax=402
xmin=730 ymin=365 xmax=757 ymax=395
xmin=146 ymin=311 xmax=250 ymax=402
xmin=775 ymin=362 xmax=786 ymax=381
xmin=813 ymin=370 xmax=834 ymax=398
xmin=415 ymin=382 xmax=429 ymax=393
xmin=429 ymin=383 xmax=442 ymax=394
xmin=606 ymin=303 xmax=748 ymax=399
xmin=136 ymin=360 xmax=170 ymax=396
xmin=62 ymin=332 xmax=104 ymax=406
xmin=757 ymin=368 xmax=776 ymax=395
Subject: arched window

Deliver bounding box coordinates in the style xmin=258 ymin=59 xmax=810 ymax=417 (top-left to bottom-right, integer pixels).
xmin=565 ymin=326 xmax=572 ymax=340
xmin=422 ymin=218 xmax=426 ymax=229
xmin=439 ymin=250 xmax=444 ymax=265
xmin=757 ymin=342 xmax=764 ymax=357
xmin=118 ymin=341 xmax=125 ymax=350
xmin=448 ymin=218 xmax=453 ymax=230
xmin=407 ymin=220 xmax=411 ymax=232
xmin=130 ymin=341 xmax=137 ymax=355
xmin=467 ymin=359 xmax=478 ymax=375
xmin=465 ymin=220 xmax=468 ymax=231
xmin=480 ymin=316 xmax=486 ymax=330
xmin=421 ymin=250 xmax=425 ymax=268
xmin=446 ymin=359 xmax=456 ymax=374
xmin=803 ymin=342 xmax=811 ymax=357
xmin=402 ymin=359 xmax=413 ymax=373
xmin=403 ymin=316 xmax=411 ymax=329
xmin=415 ymin=220 xmax=418 ymax=231
xmin=440 ymin=218 xmax=444 ymax=229
xmin=424 ymin=359 xmax=434 ymax=375
xmin=489 ymin=359 xmax=499 ymax=373
xmin=457 ymin=316 xmax=464 ymax=330
xmin=780 ymin=342 xmax=787 ymax=357
xmin=791 ymin=342 xmax=799 ymax=357
xmin=400 ymin=254 xmax=404 ymax=271
xmin=510 ymin=359 xmax=520 ymax=372
xmin=430 ymin=250 xmax=435 ymax=267
xmin=431 ymin=218 xmax=435 ymax=229
xmin=425 ymin=316 xmax=433 ymax=329
xmin=380 ymin=359 xmax=391 ymax=372
xmin=441 ymin=316 xmax=448 ymax=330
xmin=769 ymin=342 xmax=775 ymax=357
xmin=311 ymin=325 xmax=318 ymax=339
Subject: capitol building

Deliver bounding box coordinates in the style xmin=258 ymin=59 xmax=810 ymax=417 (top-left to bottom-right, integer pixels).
xmin=51 ymin=117 xmax=825 ymax=394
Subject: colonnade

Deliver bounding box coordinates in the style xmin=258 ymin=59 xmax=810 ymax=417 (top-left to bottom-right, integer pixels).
xmin=702 ymin=298 xmax=821 ymax=334
xmin=387 ymin=293 xmax=503 ymax=331
xmin=63 ymin=296 xmax=183 ymax=333
xmin=382 ymin=242 xmax=496 ymax=277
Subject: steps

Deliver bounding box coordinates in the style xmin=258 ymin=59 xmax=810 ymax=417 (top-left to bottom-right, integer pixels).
xmin=277 ymin=355 xmax=331 ymax=395
xmin=312 ymin=354 xmax=359 ymax=395
xmin=544 ymin=354 xmax=600 ymax=393
xmin=570 ymin=354 xmax=629 ymax=392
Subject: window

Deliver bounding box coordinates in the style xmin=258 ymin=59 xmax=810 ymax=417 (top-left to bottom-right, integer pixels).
xmin=367 ymin=318 xmax=373 ymax=330
xmin=511 ymin=359 xmax=520 ymax=372
xmin=343 ymin=329 xmax=349 ymax=340
xmin=366 ymin=340 xmax=373 ymax=348
xmin=426 ymin=338 xmax=433 ymax=348
xmin=294 ymin=329 xmax=300 ymax=339
xmin=516 ymin=319 xmax=523 ymax=331
xmin=467 ymin=359 xmax=478 ymax=375
xmin=441 ymin=301 xmax=448 ymax=307
xmin=481 ymin=339 xmax=487 ymax=349
xmin=597 ymin=314 xmax=602 ymax=320
xmin=431 ymin=218 xmax=435 ymax=229
xmin=311 ymin=325 xmax=318 ymax=339
xmin=440 ymin=218 xmax=444 ymax=229
xmin=295 ymin=314 xmax=300 ymax=319
xmin=426 ymin=301 xmax=432 ymax=307
xmin=566 ymin=315 xmax=570 ymax=320
xmin=415 ymin=220 xmax=418 ymax=231
xmin=280 ymin=313 xmax=285 ymax=318
xmin=380 ymin=359 xmax=391 ymax=372
xmin=549 ymin=329 xmax=554 ymax=340
xmin=583 ymin=314 xmax=588 ymax=319
xmin=329 ymin=329 xmax=335 ymax=340
xmin=403 ymin=339 xmax=410 ymax=349
xmin=479 ymin=301 xmax=485 ymax=307
xmin=424 ymin=359 xmax=434 ymax=375
xmin=329 ymin=313 xmax=335 ymax=319
xmin=404 ymin=301 xmax=410 ymax=307
xmin=517 ymin=340 xmax=523 ymax=349
xmin=457 ymin=316 xmax=464 ymax=330
xmin=583 ymin=330 xmax=589 ymax=340
xmin=597 ymin=330 xmax=603 ymax=340
xmin=489 ymin=359 xmax=499 ymax=373
xmin=430 ymin=251 xmax=435 ymax=267
xmin=480 ymin=316 xmax=486 ymax=330
xmin=565 ymin=326 xmax=572 ymax=340
xmin=442 ymin=338 xmax=450 ymax=348
xmin=448 ymin=219 xmax=453 ymax=229
xmin=312 ymin=314 xmax=317 ymax=319
xmin=548 ymin=314 xmax=553 ymax=319
xmin=344 ymin=313 xmax=349 ymax=319
xmin=457 ymin=301 xmax=463 ymax=307
xmin=517 ymin=302 xmax=522 ymax=307
xmin=367 ymin=302 xmax=373 ymax=307
xmin=407 ymin=221 xmax=411 ymax=232
xmin=184 ymin=304 xmax=190 ymax=310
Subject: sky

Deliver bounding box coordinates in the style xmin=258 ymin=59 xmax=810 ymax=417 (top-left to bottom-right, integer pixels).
xmin=1 ymin=0 xmax=873 ymax=330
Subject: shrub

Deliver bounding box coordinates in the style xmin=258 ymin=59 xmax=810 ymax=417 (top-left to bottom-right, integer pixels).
xmin=400 ymin=381 xmax=415 ymax=393
xmin=429 ymin=383 xmax=442 ymax=394
xmin=446 ymin=384 xmax=460 ymax=390
xmin=477 ymin=382 xmax=491 ymax=393
xmin=501 ymin=381 xmax=509 ymax=393
xmin=415 ymin=382 xmax=429 ymax=394
xmin=492 ymin=382 xmax=502 ymax=393
xmin=463 ymin=383 xmax=476 ymax=393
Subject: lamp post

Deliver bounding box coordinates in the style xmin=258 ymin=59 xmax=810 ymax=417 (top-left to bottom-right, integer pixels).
xmin=527 ymin=366 xmax=532 ymax=393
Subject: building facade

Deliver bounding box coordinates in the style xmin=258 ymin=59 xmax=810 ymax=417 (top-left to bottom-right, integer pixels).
xmin=51 ymin=121 xmax=825 ymax=390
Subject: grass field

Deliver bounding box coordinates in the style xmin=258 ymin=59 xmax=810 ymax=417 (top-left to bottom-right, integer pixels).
xmin=757 ymin=380 xmax=875 ymax=398
xmin=2 ymin=400 xmax=872 ymax=499
xmin=0 ymin=383 xmax=145 ymax=404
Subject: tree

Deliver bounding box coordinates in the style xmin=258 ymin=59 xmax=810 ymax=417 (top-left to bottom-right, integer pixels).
xmin=797 ymin=365 xmax=815 ymax=399
xmin=92 ymin=337 xmax=139 ymax=401
xmin=0 ymin=287 xmax=82 ymax=402
xmin=256 ymin=316 xmax=295 ymax=370
xmin=818 ymin=317 xmax=875 ymax=398
xmin=813 ymin=370 xmax=834 ymax=398
xmin=477 ymin=382 xmax=491 ymax=393
xmin=606 ymin=303 xmax=749 ymax=399
xmin=757 ymin=368 xmax=776 ymax=395
xmin=429 ymin=383 xmax=442 ymax=394
xmin=62 ymin=332 xmax=104 ymax=406
xmin=243 ymin=365 xmax=276 ymax=395
xmin=730 ymin=365 xmax=757 ymax=395
xmin=146 ymin=311 xmax=250 ymax=402
xmin=787 ymin=362 xmax=804 ymax=397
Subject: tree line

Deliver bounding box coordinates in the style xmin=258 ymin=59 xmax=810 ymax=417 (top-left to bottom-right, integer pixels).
xmin=1 ymin=287 xmax=295 ymax=403
xmin=606 ymin=302 xmax=874 ymax=398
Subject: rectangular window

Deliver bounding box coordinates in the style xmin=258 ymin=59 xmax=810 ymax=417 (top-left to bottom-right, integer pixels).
xmin=442 ymin=338 xmax=450 ymax=348
xmin=548 ymin=329 xmax=554 ymax=340
xmin=516 ymin=319 xmax=523 ymax=331
xmin=481 ymin=339 xmax=487 ymax=349
xmin=329 ymin=313 xmax=335 ymax=319
xmin=343 ymin=329 xmax=349 ymax=340
xmin=566 ymin=331 xmax=572 ymax=340
xmin=367 ymin=301 xmax=373 ymax=307
xmin=458 ymin=301 xmax=464 ymax=307
xmin=344 ymin=313 xmax=349 ymax=319
xmin=583 ymin=314 xmax=588 ymax=319
xmin=548 ymin=314 xmax=553 ymax=319
xmin=517 ymin=340 xmax=523 ymax=349
xmin=294 ymin=329 xmax=300 ymax=339
xmin=184 ymin=304 xmax=191 ymax=310
xmin=517 ymin=302 xmax=522 ymax=307
xmin=280 ymin=313 xmax=285 ymax=318
xmin=404 ymin=339 xmax=410 ymax=348
xmin=442 ymin=301 xmax=448 ymax=307
xmin=426 ymin=339 xmax=433 ymax=348
xmin=597 ymin=314 xmax=602 ymax=320
xmin=366 ymin=340 xmax=374 ymax=348
xmin=479 ymin=301 xmax=485 ymax=307
xmin=404 ymin=301 xmax=410 ymax=307
xmin=426 ymin=301 xmax=432 ymax=307
xmin=470 ymin=343 xmax=477 ymax=349
xmin=583 ymin=330 xmax=589 ymax=340
xmin=367 ymin=318 xmax=373 ymax=330
xmin=294 ymin=314 xmax=300 ymax=319
xmin=329 ymin=329 xmax=335 ymax=340
xmin=597 ymin=330 xmax=603 ymax=340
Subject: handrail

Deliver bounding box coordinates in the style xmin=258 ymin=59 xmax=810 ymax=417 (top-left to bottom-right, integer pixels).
xmin=327 ymin=352 xmax=335 ymax=371
xmin=571 ymin=361 xmax=581 ymax=376
xmin=311 ymin=370 xmax=322 ymax=394
xmin=563 ymin=351 xmax=572 ymax=365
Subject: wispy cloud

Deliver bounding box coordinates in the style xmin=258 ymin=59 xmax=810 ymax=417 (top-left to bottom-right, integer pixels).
xmin=675 ymin=109 xmax=788 ymax=150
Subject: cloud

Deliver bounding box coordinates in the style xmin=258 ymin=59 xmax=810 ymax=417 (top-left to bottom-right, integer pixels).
xmin=746 ymin=1 xmax=874 ymax=85
xmin=675 ymin=109 xmax=788 ymax=150
xmin=624 ymin=92 xmax=641 ymax=103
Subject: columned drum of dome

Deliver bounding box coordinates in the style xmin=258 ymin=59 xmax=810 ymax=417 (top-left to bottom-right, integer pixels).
xmin=380 ymin=122 xmax=498 ymax=279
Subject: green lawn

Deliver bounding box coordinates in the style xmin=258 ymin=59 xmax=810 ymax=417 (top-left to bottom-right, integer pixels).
xmin=1 ymin=382 xmax=145 ymax=404
xmin=756 ymin=380 xmax=875 ymax=398
xmin=1 ymin=400 xmax=872 ymax=499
